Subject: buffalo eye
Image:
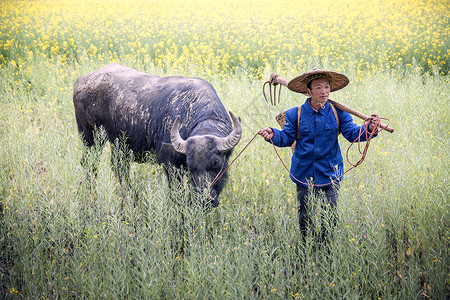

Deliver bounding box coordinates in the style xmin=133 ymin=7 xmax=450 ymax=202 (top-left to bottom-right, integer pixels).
xmin=211 ymin=157 xmax=222 ymax=170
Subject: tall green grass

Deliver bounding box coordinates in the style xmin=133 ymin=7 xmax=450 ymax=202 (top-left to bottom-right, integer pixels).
xmin=0 ymin=57 xmax=448 ymax=298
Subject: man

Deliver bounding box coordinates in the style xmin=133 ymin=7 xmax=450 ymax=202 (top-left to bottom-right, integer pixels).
xmin=258 ymin=69 xmax=378 ymax=241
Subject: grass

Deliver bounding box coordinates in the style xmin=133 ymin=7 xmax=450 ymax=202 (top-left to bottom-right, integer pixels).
xmin=0 ymin=57 xmax=448 ymax=299
xmin=0 ymin=0 xmax=449 ymax=298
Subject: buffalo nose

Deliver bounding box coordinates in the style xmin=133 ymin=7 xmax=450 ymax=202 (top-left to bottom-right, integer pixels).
xmin=210 ymin=190 xmax=219 ymax=207
xmin=210 ymin=196 xmax=219 ymax=208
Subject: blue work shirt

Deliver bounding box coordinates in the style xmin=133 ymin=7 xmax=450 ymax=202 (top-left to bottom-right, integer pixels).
xmin=270 ymin=98 xmax=377 ymax=187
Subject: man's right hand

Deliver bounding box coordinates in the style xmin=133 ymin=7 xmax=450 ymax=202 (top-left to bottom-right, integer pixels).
xmin=258 ymin=128 xmax=274 ymax=140
xmin=269 ymin=73 xmax=288 ymax=87
xmin=269 ymin=73 xmax=279 ymax=85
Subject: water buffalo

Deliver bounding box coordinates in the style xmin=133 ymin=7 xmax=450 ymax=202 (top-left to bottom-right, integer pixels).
xmin=73 ymin=64 xmax=241 ymax=207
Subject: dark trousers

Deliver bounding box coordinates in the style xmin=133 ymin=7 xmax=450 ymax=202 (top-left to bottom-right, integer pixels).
xmin=296 ymin=182 xmax=340 ymax=241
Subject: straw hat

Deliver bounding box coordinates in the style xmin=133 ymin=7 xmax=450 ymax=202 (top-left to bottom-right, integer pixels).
xmin=287 ymin=68 xmax=349 ymax=95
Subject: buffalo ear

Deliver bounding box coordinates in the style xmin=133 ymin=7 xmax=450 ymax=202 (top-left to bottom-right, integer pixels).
xmin=163 ymin=142 xmax=185 ymax=156
xmin=163 ymin=142 xmax=175 ymax=151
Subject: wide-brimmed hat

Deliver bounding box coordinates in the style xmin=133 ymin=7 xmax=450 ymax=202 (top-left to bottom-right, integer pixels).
xmin=287 ymin=68 xmax=349 ymax=94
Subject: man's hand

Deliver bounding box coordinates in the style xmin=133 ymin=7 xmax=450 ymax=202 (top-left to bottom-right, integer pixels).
xmin=368 ymin=113 xmax=380 ymax=132
xmin=270 ymin=73 xmax=289 ymax=87
xmin=269 ymin=73 xmax=279 ymax=85
xmin=258 ymin=128 xmax=274 ymax=140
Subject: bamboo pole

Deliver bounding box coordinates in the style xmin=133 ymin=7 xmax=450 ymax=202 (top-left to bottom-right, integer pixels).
xmin=272 ymin=77 xmax=394 ymax=133
xmin=328 ymin=99 xmax=394 ymax=133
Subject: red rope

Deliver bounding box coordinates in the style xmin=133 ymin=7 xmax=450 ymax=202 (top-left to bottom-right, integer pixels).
xmin=270 ymin=114 xmax=389 ymax=186
xmin=209 ymin=132 xmax=259 ymax=189
xmin=210 ymin=114 xmax=390 ymax=189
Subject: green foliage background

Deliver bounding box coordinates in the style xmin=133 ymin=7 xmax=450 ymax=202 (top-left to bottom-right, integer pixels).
xmin=0 ymin=0 xmax=448 ymax=298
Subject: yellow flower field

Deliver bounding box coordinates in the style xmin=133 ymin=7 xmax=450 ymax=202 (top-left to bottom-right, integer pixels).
xmin=0 ymin=1 xmax=448 ymax=298
xmin=1 ymin=0 xmax=448 ymax=78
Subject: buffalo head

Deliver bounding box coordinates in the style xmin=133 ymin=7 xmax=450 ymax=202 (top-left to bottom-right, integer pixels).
xmin=167 ymin=111 xmax=241 ymax=207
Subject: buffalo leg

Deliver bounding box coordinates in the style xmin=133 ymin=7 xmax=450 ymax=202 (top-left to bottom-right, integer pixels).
xmin=80 ymin=127 xmax=107 ymax=185
xmin=110 ymin=136 xmax=136 ymax=206
xmin=163 ymin=165 xmax=190 ymax=256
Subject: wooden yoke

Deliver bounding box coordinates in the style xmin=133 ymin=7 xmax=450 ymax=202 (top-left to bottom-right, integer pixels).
xmin=270 ymin=76 xmax=394 ymax=133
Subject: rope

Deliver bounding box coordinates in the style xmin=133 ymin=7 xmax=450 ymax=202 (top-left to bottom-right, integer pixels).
xmin=209 ymin=132 xmax=259 ymax=189
xmin=269 ymin=114 xmax=389 ymax=187
xmin=210 ymin=114 xmax=389 ymax=189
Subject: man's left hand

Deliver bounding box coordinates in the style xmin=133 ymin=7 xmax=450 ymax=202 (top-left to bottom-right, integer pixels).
xmin=368 ymin=113 xmax=380 ymax=132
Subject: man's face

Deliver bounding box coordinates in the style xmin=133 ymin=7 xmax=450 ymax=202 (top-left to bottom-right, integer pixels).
xmin=306 ymin=77 xmax=331 ymax=107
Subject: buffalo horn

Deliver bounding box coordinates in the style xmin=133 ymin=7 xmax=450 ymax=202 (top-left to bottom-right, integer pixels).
xmin=170 ymin=116 xmax=188 ymax=154
xmin=216 ymin=111 xmax=242 ymax=152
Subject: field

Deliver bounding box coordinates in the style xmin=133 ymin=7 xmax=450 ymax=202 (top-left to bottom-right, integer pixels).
xmin=0 ymin=0 xmax=449 ymax=298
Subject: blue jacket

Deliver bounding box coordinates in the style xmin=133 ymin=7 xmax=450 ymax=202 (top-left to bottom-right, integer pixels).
xmin=270 ymin=99 xmax=376 ymax=187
